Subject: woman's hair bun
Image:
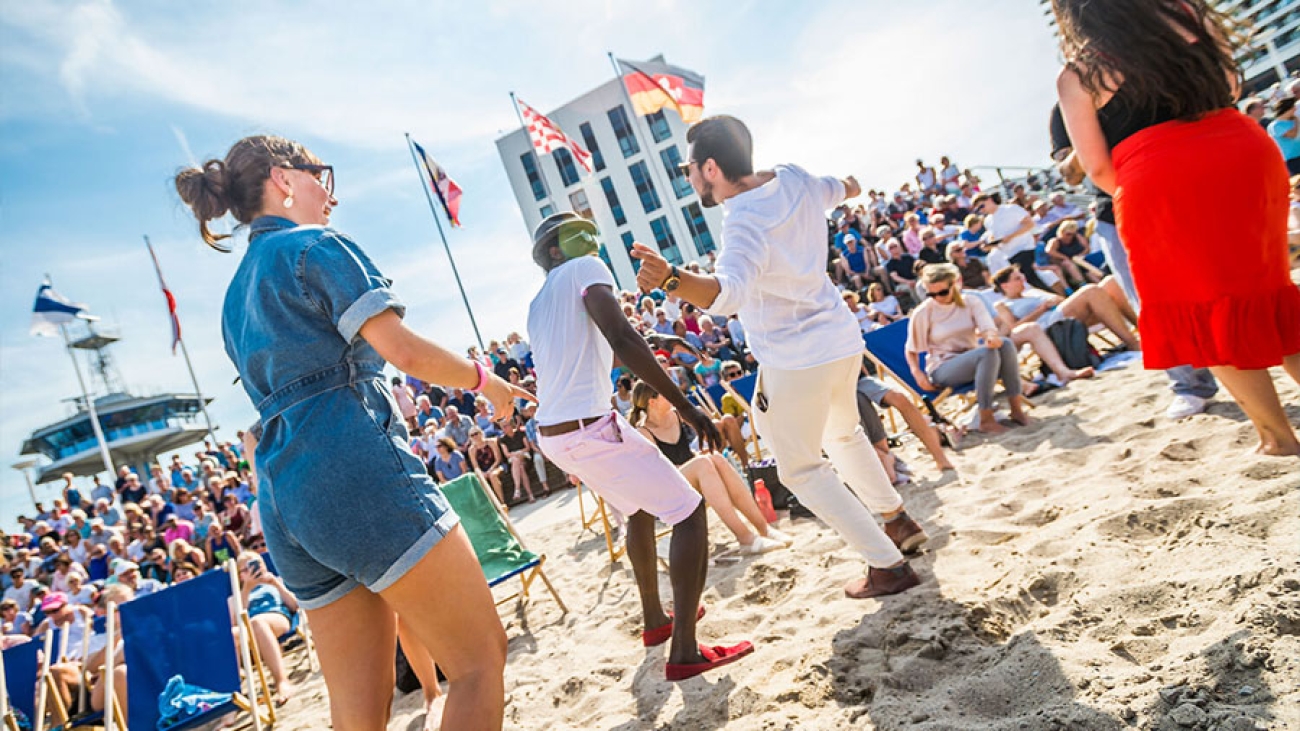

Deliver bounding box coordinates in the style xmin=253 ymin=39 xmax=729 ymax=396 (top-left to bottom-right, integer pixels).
xmin=175 ymin=159 xmax=231 ymax=223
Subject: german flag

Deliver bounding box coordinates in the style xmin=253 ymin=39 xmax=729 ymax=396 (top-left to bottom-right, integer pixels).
xmin=617 ymin=58 xmax=705 ymax=124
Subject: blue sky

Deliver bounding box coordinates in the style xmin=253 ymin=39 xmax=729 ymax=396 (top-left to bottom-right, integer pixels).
xmin=0 ymin=0 xmax=1063 ymax=525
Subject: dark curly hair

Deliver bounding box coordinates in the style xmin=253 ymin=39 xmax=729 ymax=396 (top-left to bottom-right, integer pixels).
xmin=1051 ymin=0 xmax=1248 ymax=120
xmin=174 ymin=135 xmax=321 ymax=251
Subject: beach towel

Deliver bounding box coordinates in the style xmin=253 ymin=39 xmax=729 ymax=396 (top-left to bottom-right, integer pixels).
xmin=156 ymin=674 xmax=233 ymax=730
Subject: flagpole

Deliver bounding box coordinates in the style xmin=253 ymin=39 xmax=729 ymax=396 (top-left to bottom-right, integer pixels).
xmin=50 ymin=284 xmax=115 ymax=478
xmin=144 ymin=236 xmax=219 ymax=447
xmin=403 ymin=133 xmax=486 ymax=352
xmin=606 ymin=52 xmax=695 ymax=261
xmin=508 ymin=91 xmax=558 ymax=211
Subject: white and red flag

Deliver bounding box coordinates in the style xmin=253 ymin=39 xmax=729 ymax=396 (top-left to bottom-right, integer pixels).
xmin=516 ymin=98 xmax=592 ymax=174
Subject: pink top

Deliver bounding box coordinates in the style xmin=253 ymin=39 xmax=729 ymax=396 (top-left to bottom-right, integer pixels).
xmin=902 ymin=228 xmax=924 ymax=256
xmin=906 ymin=297 xmax=997 ymax=374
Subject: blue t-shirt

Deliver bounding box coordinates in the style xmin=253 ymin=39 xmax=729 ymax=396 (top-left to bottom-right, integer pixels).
xmin=1269 ymin=119 xmax=1300 ymax=160
xmin=433 ymin=452 xmax=466 ymax=481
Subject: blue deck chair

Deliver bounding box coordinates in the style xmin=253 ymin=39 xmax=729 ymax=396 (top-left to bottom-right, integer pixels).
xmin=120 ymin=569 xmax=272 ymax=731
xmin=439 ymin=474 xmax=567 ymax=615
xmin=863 ymin=319 xmax=976 ymax=426
xmin=4 ymin=636 xmax=42 ymax=729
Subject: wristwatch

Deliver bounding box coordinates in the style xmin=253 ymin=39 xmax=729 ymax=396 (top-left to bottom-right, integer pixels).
xmin=661 ymin=265 xmax=681 ymax=292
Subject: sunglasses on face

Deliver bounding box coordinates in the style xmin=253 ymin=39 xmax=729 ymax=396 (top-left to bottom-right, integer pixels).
xmin=927 ymin=286 xmax=953 ymax=298
xmin=286 ymin=163 xmax=334 ymax=195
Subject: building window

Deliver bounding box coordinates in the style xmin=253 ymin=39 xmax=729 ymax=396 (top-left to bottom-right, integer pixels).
xmin=629 ymin=161 xmax=661 ymax=214
xmin=682 ymin=202 xmax=715 ymax=255
xmin=598 ymin=244 xmax=617 ymax=284
xmin=660 ymin=146 xmax=692 ymax=200
xmin=607 ymin=105 xmax=640 ymax=158
xmin=649 ymin=216 xmax=682 ymax=265
xmin=554 ymin=148 xmax=581 ymax=187
xmin=540 ymin=204 xmax=555 ymax=218
xmin=569 ymin=189 xmax=593 ymax=219
xmin=621 ymin=231 xmax=640 ymax=272
xmin=579 ymin=122 xmax=605 ymax=172
xmin=646 ymin=110 xmax=672 ymax=143
xmin=521 ymin=153 xmax=546 ymax=201
xmin=600 ymin=177 xmax=626 ymax=226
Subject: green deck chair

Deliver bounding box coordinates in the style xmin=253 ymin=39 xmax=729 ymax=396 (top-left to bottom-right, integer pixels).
xmin=440 ymin=474 xmax=567 ymax=615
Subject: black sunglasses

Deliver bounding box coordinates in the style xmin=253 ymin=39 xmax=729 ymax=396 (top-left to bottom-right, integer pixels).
xmin=676 ymin=159 xmax=699 ymax=175
xmin=286 ymin=163 xmax=334 ymax=195
xmin=927 ymin=286 xmax=953 ymax=298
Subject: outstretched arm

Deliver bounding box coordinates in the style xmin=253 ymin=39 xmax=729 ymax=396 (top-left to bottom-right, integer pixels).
xmin=583 ymin=284 xmax=721 ymax=451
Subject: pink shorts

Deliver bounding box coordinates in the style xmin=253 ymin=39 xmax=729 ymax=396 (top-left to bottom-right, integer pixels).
xmin=538 ymin=412 xmax=702 ymax=525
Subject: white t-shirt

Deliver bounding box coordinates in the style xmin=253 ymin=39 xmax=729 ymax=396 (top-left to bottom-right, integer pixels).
xmin=528 ymin=255 xmax=619 ymax=426
xmin=3 ymin=584 xmax=35 ymax=611
xmin=985 ymin=203 xmax=1035 ymax=258
xmin=998 ymin=289 xmax=1064 ymax=329
xmin=711 ymin=164 xmax=864 ymax=370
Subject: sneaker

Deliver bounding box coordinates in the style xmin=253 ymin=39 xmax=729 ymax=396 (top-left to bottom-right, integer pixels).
xmin=844 ymin=563 xmax=921 ymax=599
xmin=739 ymin=535 xmax=786 ymax=555
xmin=764 ymin=528 xmax=795 ymax=546
xmin=1166 ymin=394 xmax=1207 ymax=420
xmin=883 ymin=512 xmax=928 ymax=555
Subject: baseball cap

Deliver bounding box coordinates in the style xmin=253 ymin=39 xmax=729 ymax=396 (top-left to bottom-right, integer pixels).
xmin=40 ymin=592 xmax=68 ymax=613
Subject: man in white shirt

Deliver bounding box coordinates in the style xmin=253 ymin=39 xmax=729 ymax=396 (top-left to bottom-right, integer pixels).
xmin=1038 ymin=192 xmax=1086 ymax=227
xmin=633 ymin=115 xmax=928 ymax=600
xmin=973 ymin=192 xmax=1055 ymax=292
xmin=527 ymin=211 xmax=753 ymax=681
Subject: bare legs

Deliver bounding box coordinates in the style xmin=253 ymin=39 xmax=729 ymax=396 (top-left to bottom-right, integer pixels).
xmin=1059 ymin=284 xmax=1141 ymax=351
xmin=678 ymin=454 xmax=770 ymax=546
xmin=398 ymin=618 xmax=444 ymax=730
xmin=308 ymin=527 xmax=506 ymax=731
xmin=1099 ymin=276 xmax=1138 ymax=326
xmin=1009 ymin=322 xmax=1096 ymax=383
xmin=715 ymin=415 xmax=750 ymax=468
xmin=626 ymin=504 xmax=709 ymax=665
xmin=506 ymin=454 xmax=535 ymax=502
xmin=249 ymin=612 xmax=293 ymax=704
xmin=880 ymin=392 xmax=956 ymax=470
xmin=1209 ymin=359 xmax=1300 ymax=456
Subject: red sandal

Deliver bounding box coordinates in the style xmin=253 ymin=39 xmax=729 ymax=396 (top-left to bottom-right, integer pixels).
xmin=642 ymin=605 xmax=706 ymax=647
xmin=665 ymin=641 xmax=755 ymax=681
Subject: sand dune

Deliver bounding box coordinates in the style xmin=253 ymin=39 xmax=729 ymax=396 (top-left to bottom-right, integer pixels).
xmin=270 ymin=359 xmax=1298 ymax=731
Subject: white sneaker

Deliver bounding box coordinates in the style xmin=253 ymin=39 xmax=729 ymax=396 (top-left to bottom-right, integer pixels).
xmin=1166 ymin=394 xmax=1207 ymax=420
xmin=739 ymin=535 xmax=786 ymax=555
xmin=764 ymin=528 xmax=795 ymax=546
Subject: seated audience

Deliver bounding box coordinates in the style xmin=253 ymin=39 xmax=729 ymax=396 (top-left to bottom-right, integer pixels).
xmin=907 ymin=264 xmax=1031 ymax=433
xmin=991 ymin=265 xmax=1141 ymax=352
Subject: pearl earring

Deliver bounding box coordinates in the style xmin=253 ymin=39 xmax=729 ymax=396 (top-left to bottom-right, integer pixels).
xmin=283 ymin=195 xmax=294 ymax=209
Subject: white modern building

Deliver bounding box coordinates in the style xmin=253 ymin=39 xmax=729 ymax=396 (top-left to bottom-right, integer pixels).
xmin=495 ymin=55 xmax=723 ymax=290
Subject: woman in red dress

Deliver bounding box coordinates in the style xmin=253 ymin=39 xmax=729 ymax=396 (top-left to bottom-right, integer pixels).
xmin=1055 ymin=0 xmax=1300 ymax=455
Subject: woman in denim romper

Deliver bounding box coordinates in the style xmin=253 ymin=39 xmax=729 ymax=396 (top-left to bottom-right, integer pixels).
xmin=176 ymin=135 xmax=524 ymax=730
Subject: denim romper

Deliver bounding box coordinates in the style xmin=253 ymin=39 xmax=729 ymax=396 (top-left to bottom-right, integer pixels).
xmin=223 ymin=216 xmax=459 ymax=609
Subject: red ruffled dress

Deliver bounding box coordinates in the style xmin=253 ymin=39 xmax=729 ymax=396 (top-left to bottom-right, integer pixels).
xmin=1113 ymin=108 xmax=1300 ymax=370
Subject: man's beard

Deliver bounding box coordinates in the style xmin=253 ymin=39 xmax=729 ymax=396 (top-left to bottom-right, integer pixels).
xmin=699 ymin=179 xmax=718 ymax=208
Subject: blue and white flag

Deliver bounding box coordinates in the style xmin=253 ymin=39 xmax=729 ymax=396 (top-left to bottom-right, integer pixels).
xmin=30 ymin=282 xmax=92 ymax=337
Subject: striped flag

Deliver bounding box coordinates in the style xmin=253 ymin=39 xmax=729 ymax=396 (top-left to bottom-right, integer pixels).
xmin=617 ymin=58 xmax=706 ymax=124
xmin=411 ymin=139 xmax=464 ymax=227
xmin=29 ymin=282 xmax=92 ymax=337
xmin=516 ymin=98 xmax=592 ymax=174
xmin=144 ymin=238 xmax=182 ymax=354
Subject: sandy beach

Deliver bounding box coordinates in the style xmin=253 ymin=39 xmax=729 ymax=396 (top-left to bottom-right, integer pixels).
xmin=268 ymin=356 xmax=1299 ymax=731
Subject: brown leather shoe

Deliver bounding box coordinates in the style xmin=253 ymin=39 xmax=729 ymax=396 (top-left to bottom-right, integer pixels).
xmin=883 ymin=512 xmax=928 ymax=555
xmin=844 ymin=563 xmax=921 ymax=599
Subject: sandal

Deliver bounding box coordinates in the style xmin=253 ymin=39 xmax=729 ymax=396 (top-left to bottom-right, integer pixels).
xmin=642 ymin=605 xmax=706 ymax=647
xmin=665 ymin=641 xmax=755 ymax=681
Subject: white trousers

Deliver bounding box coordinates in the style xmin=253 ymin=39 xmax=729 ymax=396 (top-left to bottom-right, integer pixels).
xmin=752 ymin=354 xmax=905 ymax=568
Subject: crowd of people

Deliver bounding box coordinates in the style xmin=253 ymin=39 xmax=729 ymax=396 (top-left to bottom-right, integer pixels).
xmin=1 ymin=440 xmax=301 ymax=716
